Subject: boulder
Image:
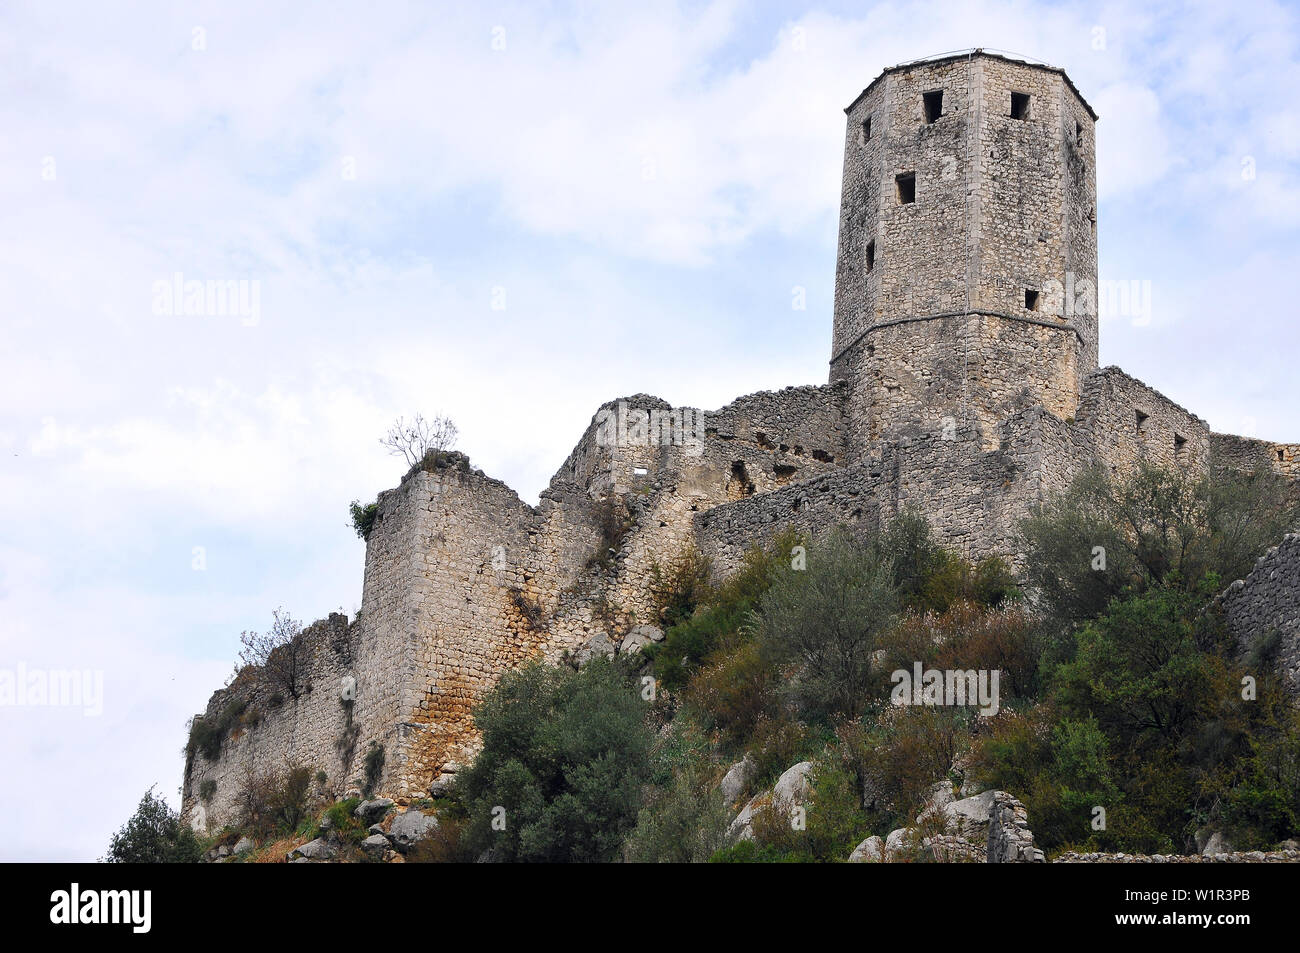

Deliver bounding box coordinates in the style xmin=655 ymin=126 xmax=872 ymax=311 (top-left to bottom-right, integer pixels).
xmin=361 ymin=834 xmax=390 ymax=854
xmin=915 ymin=781 xmax=955 ymax=824
xmin=772 ymin=761 xmax=814 ymax=814
xmin=354 ymin=798 xmax=395 ymax=824
xmin=287 ymin=838 xmax=336 ymax=862
xmin=720 ymin=754 xmax=756 ymax=805
xmin=232 ymin=836 xmax=254 ymax=855
xmin=389 ymin=809 xmax=439 ymax=851
xmin=574 ymin=632 xmax=616 ymax=667
xmin=884 ymin=827 xmax=918 ymax=861
xmin=726 ymin=793 xmax=764 ymax=843
xmin=429 ymin=775 xmax=455 ymax=798
xmin=620 ymin=625 xmax=665 ymax=654
xmin=848 ymin=835 xmax=885 ymax=863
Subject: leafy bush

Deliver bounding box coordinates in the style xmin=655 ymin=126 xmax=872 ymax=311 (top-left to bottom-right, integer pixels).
xmin=456 ymin=657 xmax=654 ymax=862
xmin=349 ymin=499 xmax=379 ymax=540
xmin=185 ymin=698 xmax=248 ymax=763
xmin=758 ymin=527 xmax=898 ymax=721
xmin=198 ymin=778 xmax=217 ymax=803
xmin=622 ymin=762 xmax=731 ymax=863
xmin=647 ymin=545 xmax=712 ymax=629
xmin=103 ymin=787 xmax=204 ymax=863
xmin=1020 ymin=463 xmax=1297 ymax=622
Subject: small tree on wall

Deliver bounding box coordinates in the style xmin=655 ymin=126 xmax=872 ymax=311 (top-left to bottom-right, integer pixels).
xmin=381 ymin=413 xmax=458 ymax=468
xmin=239 ymin=608 xmax=309 ymax=701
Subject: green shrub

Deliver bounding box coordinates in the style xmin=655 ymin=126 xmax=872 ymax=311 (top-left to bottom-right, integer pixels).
xmin=185 ymin=698 xmax=248 ymax=763
xmin=103 ymin=787 xmax=204 ymax=863
xmin=622 ymin=762 xmax=730 ymax=863
xmin=349 ymin=499 xmax=379 ymax=540
xmin=198 ymin=778 xmax=217 ymax=803
xmin=758 ymin=527 xmax=897 ymax=721
xmin=456 ymin=657 xmax=653 ymax=862
xmin=647 ymin=545 xmax=712 ymax=629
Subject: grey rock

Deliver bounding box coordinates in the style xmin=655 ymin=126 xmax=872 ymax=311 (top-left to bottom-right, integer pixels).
xmin=574 ymin=631 xmax=616 ymax=667
xmin=720 ymin=754 xmax=756 ymax=805
xmin=389 ymin=809 xmax=439 ymax=851
xmin=848 ymin=835 xmax=885 ymax=863
xmin=354 ymin=797 xmax=395 ymax=824
xmin=288 ymin=837 xmax=336 ymax=861
xmin=429 ymin=775 xmax=455 ymax=798
xmin=361 ymin=834 xmax=390 ymax=854
xmin=232 ymin=836 xmax=254 ymax=855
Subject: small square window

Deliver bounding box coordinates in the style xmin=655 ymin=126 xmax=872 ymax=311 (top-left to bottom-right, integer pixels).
xmin=1010 ymin=92 xmax=1031 ymax=120
xmin=862 ymin=115 xmax=872 ymax=142
xmin=865 ymin=240 xmax=876 ymax=274
xmin=923 ymin=90 xmax=943 ymax=124
xmin=1024 ymin=289 xmax=1039 ymax=311
xmin=896 ymin=172 xmax=916 ymax=204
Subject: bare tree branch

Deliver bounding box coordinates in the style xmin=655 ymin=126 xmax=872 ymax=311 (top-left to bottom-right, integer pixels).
xmin=380 ymin=413 xmax=458 ymax=468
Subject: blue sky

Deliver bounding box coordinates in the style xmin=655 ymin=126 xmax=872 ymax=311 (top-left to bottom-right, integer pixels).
xmin=2 ymin=0 xmax=1299 ymax=861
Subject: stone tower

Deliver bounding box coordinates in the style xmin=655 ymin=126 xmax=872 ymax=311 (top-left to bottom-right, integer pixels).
xmin=829 ymin=50 xmax=1099 ymax=452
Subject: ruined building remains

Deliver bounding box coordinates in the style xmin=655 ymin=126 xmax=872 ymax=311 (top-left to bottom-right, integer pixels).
xmin=183 ymin=51 xmax=1299 ymax=829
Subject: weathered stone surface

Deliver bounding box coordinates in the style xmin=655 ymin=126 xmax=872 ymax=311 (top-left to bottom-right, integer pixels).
xmin=389 ymin=809 xmax=439 ymax=851
xmin=287 ymin=838 xmax=335 ymax=862
xmin=987 ymin=792 xmax=1045 ymax=863
xmin=355 ymin=798 xmax=394 ymax=824
xmin=720 ymin=754 xmax=756 ymax=806
xmin=232 ymin=836 xmax=254 ymax=855
xmin=361 ymin=834 xmax=390 ymax=854
xmin=848 ymin=835 xmax=885 ymax=863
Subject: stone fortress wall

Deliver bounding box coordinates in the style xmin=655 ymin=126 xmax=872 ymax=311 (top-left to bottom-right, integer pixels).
xmin=181 ymin=51 xmax=1298 ymax=829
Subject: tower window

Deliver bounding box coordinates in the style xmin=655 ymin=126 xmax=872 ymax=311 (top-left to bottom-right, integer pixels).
xmin=862 ymin=115 xmax=872 ymax=142
xmin=1024 ymin=289 xmax=1039 ymax=311
xmin=1076 ymin=121 xmax=1084 ymax=148
xmin=1174 ymin=434 xmax=1188 ymax=463
xmin=1135 ymin=410 xmax=1150 ymax=436
xmin=865 ymin=240 xmax=876 ymax=273
xmin=923 ymin=90 xmax=943 ymax=124
xmin=1278 ymin=448 xmax=1286 ymax=462
xmin=896 ymin=172 xmax=916 ymax=204
xmin=1010 ymin=92 xmax=1031 ymax=120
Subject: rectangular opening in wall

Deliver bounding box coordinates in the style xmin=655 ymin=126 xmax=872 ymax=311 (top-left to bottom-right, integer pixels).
xmin=1278 ymin=449 xmax=1286 ymax=462
xmin=1076 ymin=121 xmax=1084 ymax=147
xmin=923 ymin=90 xmax=943 ymax=124
xmin=632 ymin=467 xmax=648 ymax=476
xmin=1174 ymin=433 xmax=1188 ymax=463
xmin=1010 ymin=92 xmax=1031 ymax=120
xmin=1024 ymin=289 xmax=1039 ymax=311
xmin=896 ymin=172 xmax=916 ymax=204
xmin=865 ymin=240 xmax=876 ymax=274
xmin=1135 ymin=410 xmax=1150 ymax=436
xmin=862 ymin=115 xmax=872 ymax=142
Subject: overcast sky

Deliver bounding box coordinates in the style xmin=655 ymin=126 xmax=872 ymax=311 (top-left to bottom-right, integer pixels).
xmin=2 ymin=0 xmax=1298 ymax=861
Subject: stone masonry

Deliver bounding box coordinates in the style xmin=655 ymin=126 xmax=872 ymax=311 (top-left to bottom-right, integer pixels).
xmin=181 ymin=51 xmax=1298 ymax=830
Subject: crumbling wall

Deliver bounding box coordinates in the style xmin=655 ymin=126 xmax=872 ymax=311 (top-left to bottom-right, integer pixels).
xmin=181 ymin=613 xmax=359 ymax=831
xmin=1218 ymin=533 xmax=1300 ymax=702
